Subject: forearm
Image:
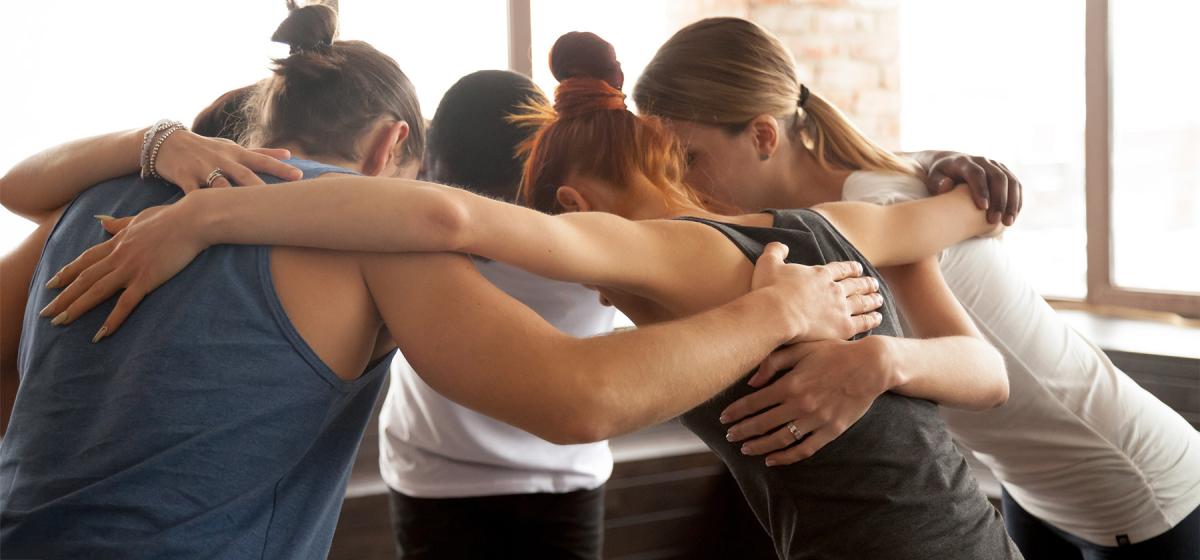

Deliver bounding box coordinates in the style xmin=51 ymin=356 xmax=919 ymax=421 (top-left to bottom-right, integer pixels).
xmin=190 ymin=176 xmax=473 ymax=253
xmin=0 ymin=129 xmax=143 ymax=223
xmin=816 ymin=186 xmax=999 ymax=267
xmin=560 ymin=287 xmax=798 ymax=441
xmin=878 ymin=335 xmax=1008 ymax=410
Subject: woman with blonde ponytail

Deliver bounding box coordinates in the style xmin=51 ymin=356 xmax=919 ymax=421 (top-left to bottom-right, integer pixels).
xmin=636 ymin=17 xmax=1200 ymax=560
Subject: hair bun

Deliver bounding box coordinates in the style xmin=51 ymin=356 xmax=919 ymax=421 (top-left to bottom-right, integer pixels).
xmin=549 ymin=32 xmax=624 ymax=90
xmin=272 ymin=2 xmax=337 ymax=54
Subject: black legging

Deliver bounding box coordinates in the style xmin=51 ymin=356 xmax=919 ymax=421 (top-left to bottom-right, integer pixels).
xmin=1002 ymin=488 xmax=1199 ymax=560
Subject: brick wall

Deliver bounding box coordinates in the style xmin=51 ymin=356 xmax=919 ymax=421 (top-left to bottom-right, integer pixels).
xmin=665 ymin=0 xmax=901 ymax=147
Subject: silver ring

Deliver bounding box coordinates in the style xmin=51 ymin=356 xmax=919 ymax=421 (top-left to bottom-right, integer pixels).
xmin=786 ymin=421 xmax=804 ymax=441
xmin=205 ymin=168 xmax=225 ymax=187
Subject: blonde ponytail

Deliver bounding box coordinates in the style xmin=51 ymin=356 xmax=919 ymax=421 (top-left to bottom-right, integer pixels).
xmin=635 ymin=17 xmax=914 ymax=176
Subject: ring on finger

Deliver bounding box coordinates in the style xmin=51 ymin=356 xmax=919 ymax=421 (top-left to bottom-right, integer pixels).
xmin=786 ymin=421 xmax=804 ymax=441
xmin=205 ymin=167 xmax=225 ymax=188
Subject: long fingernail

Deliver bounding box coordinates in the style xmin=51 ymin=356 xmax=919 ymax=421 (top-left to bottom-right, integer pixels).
xmin=45 ymin=275 xmax=62 ymax=289
xmin=725 ymin=430 xmax=736 ymax=441
xmin=765 ymin=459 xmax=778 ymax=467
xmin=39 ymin=303 xmax=54 ymax=317
xmin=719 ymin=413 xmax=730 ymax=424
xmin=741 ymin=445 xmax=752 ymax=455
xmin=94 ymin=214 xmax=115 ymax=222
xmin=91 ymin=326 xmax=108 ymax=344
xmin=51 ymin=311 xmax=69 ymax=326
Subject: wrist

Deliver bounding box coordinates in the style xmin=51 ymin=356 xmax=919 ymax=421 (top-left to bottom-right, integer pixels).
xmin=860 ymin=335 xmax=907 ymax=393
xmin=177 ymin=190 xmax=221 ymax=248
xmin=757 ymin=286 xmax=806 ymax=345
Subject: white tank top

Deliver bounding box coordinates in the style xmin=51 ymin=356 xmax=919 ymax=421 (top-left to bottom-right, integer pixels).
xmin=843 ymin=171 xmax=1200 ymax=545
xmin=378 ymin=260 xmax=616 ymax=498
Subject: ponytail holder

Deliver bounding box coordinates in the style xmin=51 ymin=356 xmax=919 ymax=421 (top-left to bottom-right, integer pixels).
xmin=290 ymin=39 xmax=332 ymax=55
xmin=798 ymin=84 xmax=811 ymax=108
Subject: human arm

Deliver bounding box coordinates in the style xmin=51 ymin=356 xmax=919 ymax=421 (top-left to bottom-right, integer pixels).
xmin=719 ymin=257 xmax=1007 ymax=465
xmin=366 ymin=244 xmax=867 ymax=443
xmin=0 ymin=128 xmax=302 ymax=224
xmin=904 ymin=150 xmax=1023 ymax=225
xmin=1 ymin=212 xmax=60 ymax=435
xmin=812 ymin=185 xmax=1003 ymax=268
xmin=39 ymin=176 xmax=884 ymax=343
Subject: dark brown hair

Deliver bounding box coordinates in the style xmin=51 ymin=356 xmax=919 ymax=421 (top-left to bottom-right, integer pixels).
xmin=192 ymin=84 xmax=257 ymax=142
xmin=243 ymin=3 xmax=424 ymax=164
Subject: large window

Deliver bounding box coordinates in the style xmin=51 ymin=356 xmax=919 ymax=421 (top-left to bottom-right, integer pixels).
xmin=1108 ymin=0 xmax=1200 ymax=296
xmin=900 ymin=0 xmax=1198 ymax=315
xmin=899 ymin=0 xmax=1087 ymax=298
xmin=4 ymin=1 xmax=1196 ymax=316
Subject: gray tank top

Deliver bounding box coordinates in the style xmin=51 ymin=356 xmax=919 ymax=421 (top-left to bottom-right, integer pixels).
xmin=678 ymin=209 xmax=1020 ymax=560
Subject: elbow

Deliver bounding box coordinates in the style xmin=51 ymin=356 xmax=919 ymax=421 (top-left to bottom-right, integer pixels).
xmin=981 ymin=348 xmax=1010 ymax=409
xmin=429 ymin=190 xmax=473 ymax=252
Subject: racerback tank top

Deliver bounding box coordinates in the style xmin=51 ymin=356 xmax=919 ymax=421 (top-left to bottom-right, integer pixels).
xmin=677 ymin=209 xmax=1020 ymax=560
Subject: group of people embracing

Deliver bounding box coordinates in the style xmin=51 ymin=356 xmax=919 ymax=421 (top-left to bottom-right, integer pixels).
xmin=0 ymin=3 xmax=1196 ymax=559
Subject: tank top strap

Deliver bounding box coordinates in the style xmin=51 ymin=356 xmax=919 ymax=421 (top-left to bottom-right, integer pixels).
xmin=675 ymin=211 xmax=827 ymax=265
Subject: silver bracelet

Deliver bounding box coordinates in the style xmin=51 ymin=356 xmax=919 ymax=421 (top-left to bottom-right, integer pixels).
xmin=139 ymin=119 xmax=180 ymax=177
xmin=143 ymin=123 xmax=186 ymax=180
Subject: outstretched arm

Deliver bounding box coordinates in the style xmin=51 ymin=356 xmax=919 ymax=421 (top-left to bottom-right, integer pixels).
xmin=0 ymin=128 xmax=301 ymax=225
xmin=813 ymin=185 xmax=1003 ymax=267
xmin=366 ymin=245 xmax=843 ymax=443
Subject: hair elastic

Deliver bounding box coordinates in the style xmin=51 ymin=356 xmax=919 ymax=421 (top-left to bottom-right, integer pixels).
xmin=798 ymin=84 xmax=811 ymax=108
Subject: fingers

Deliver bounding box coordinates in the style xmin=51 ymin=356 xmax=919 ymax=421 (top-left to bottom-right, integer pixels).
xmin=749 ymin=343 xmax=813 ymax=387
xmin=926 ymin=171 xmax=954 ymax=195
xmin=961 ymin=160 xmax=990 ymax=211
xmin=997 ymin=161 xmax=1022 ymax=224
xmin=983 ymin=161 xmax=1008 ymax=224
xmin=847 ymin=293 xmax=884 ymax=316
xmin=719 ymin=382 xmax=784 ymax=424
xmin=244 ymin=150 xmax=303 ymax=181
xmin=848 ymin=311 xmax=883 ymax=335
xmin=39 ymin=258 xmax=116 ymax=325
xmin=249 ymin=147 xmax=293 ymax=161
xmin=222 ymin=164 xmax=263 ymax=187
xmin=821 ymin=260 xmax=864 ymax=281
xmin=208 ymin=174 xmax=233 ymax=189
xmin=764 ymin=426 xmax=841 ymax=466
xmin=757 ymin=241 xmax=790 ymax=265
xmin=835 ymin=275 xmax=877 ymax=297
xmin=93 ymin=285 xmax=149 ymax=342
xmin=726 ymin=403 xmax=798 ymax=443
xmin=56 ymin=271 xmax=127 ymax=331
xmin=43 ymin=238 xmax=116 ymax=290
xmin=739 ymin=423 xmax=807 ymax=457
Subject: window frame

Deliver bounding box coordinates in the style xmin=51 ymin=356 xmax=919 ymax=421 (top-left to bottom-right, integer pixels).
xmin=510 ymin=0 xmax=1197 ymax=317
xmin=1084 ymin=0 xmax=1199 ymax=317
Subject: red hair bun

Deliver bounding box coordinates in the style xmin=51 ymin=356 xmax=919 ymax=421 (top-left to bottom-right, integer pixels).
xmin=549 ymin=32 xmax=624 ymax=90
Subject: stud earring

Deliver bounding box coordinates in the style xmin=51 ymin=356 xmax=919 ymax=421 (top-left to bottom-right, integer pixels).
xmin=759 ymin=153 xmax=770 ymax=161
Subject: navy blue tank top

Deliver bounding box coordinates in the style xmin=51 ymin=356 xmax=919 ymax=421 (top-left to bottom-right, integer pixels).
xmin=1 ymin=160 xmax=394 ymax=559
xmin=678 ymin=210 xmax=1019 ymax=560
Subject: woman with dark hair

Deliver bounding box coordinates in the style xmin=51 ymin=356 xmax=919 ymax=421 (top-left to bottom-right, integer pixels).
xmin=385 ymin=70 xmax=615 ymax=559
xmin=23 ymin=33 xmax=1026 ymax=559
xmin=633 ymin=17 xmax=1200 ymax=559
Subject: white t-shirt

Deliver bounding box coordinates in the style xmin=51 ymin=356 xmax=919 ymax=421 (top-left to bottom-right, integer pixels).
xmin=843 ymin=171 xmax=1200 ymax=545
xmin=378 ymin=260 xmax=616 ymax=498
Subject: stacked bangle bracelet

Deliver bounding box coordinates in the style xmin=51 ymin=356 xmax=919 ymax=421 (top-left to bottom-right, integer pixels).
xmin=139 ymin=119 xmax=186 ymax=180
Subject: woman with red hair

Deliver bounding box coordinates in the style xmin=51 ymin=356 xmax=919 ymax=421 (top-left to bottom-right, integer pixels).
xmin=10 ymin=33 xmax=1019 ymax=560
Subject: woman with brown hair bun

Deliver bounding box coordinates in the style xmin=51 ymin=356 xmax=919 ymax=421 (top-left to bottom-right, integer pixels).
xmin=31 ymin=31 xmax=1022 ymax=559
xmin=635 ymin=17 xmax=1200 ymax=560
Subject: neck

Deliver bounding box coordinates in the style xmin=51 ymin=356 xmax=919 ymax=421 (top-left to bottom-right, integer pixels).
xmin=773 ymin=140 xmax=852 ymax=207
xmin=278 ymin=145 xmax=366 ymax=175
